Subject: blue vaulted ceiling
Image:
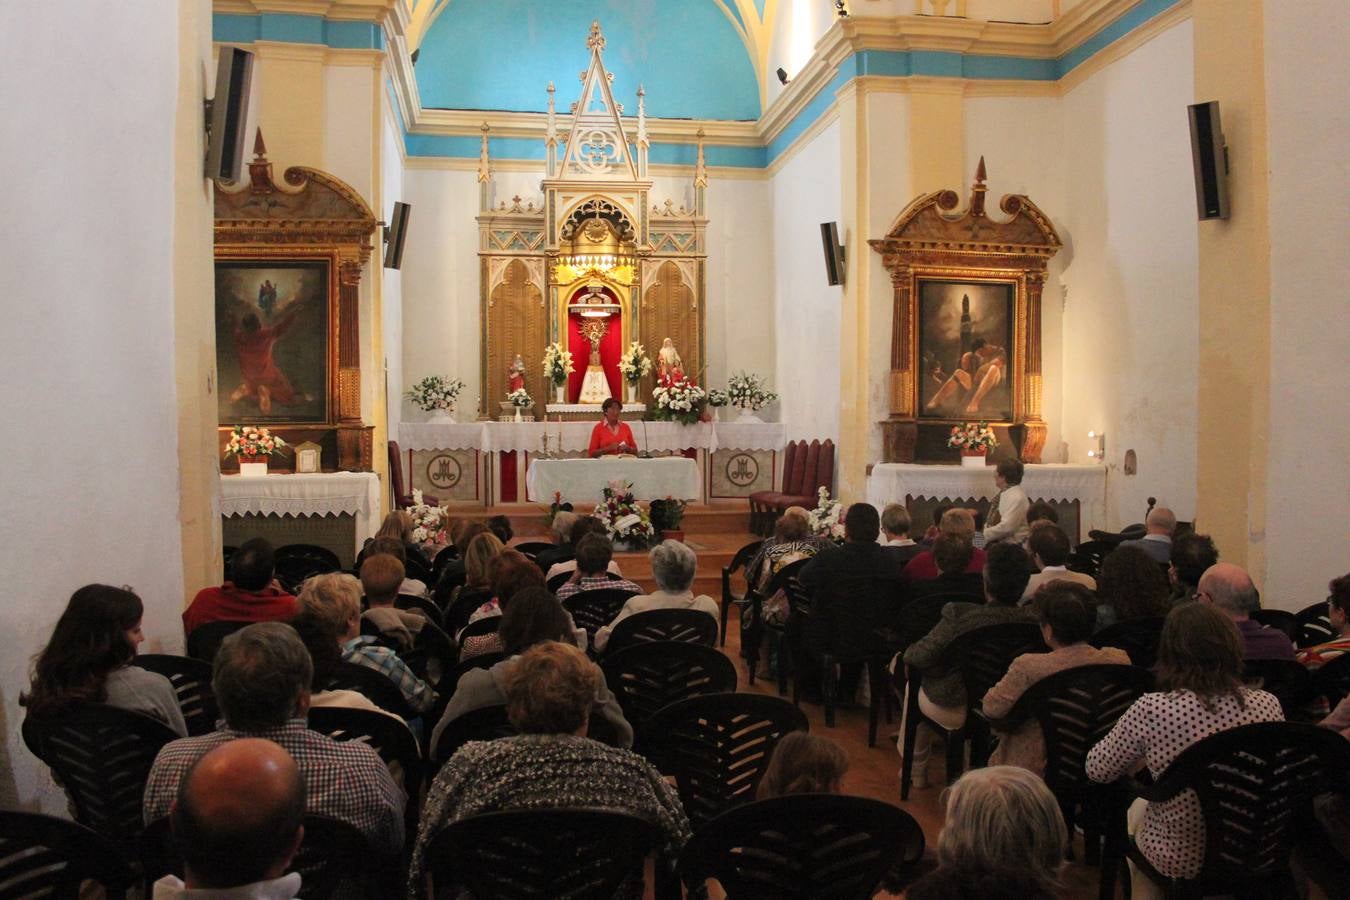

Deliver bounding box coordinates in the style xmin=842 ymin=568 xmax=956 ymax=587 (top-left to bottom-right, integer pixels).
xmin=415 ymin=1 xmax=761 ymax=121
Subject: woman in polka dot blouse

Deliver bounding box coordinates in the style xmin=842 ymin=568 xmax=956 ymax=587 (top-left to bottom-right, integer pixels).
xmin=1086 ymin=602 xmax=1283 ymax=896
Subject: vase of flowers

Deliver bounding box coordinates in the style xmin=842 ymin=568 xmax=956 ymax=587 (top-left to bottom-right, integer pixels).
xmin=406 ymin=489 xmax=448 ymax=548
xmin=707 ymin=389 xmax=729 ymax=422
xmin=807 ymin=486 xmax=845 ymax=544
xmin=594 ymin=480 xmax=655 ymax=549
xmin=406 ymin=375 xmax=465 ymax=423
xmin=225 ymin=425 xmax=288 ymax=476
xmin=542 ymin=343 xmax=574 ymax=405
xmin=618 ymin=341 xmax=653 ymax=404
xmin=948 ymin=421 xmax=999 ymax=466
xmin=727 ymin=371 xmax=778 ymax=423
xmin=651 ymin=377 xmax=708 ymax=426
xmin=507 ymin=387 xmax=532 ymax=422
xmin=649 ymin=497 xmax=688 ymax=543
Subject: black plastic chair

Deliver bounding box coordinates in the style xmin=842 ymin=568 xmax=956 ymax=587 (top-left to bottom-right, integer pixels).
xmin=1295 ymin=600 xmax=1335 ymax=649
xmin=442 ymin=586 xmax=492 ymax=634
xmin=513 ymin=540 xmax=556 ymax=559
xmin=308 ymin=705 xmax=422 ymax=835
xmin=0 ymin=810 xmax=135 ymax=900
xmin=1091 ymin=615 xmax=1166 ymax=671
xmin=1251 ymin=608 xmax=1299 ymax=642
xmin=605 ymin=608 xmax=719 ymax=655
xmin=643 ymin=692 xmax=809 ymax=826
xmin=184 ymin=619 xmax=250 ymax=663
xmin=323 ymin=661 xmax=415 ymax=719
xmin=424 ymin=808 xmax=662 ymax=900
xmin=394 ymin=592 xmax=444 ymax=629
xmin=744 ymin=558 xmax=812 ymax=691
xmin=721 ymin=540 xmax=764 ymax=647
xmin=273 ymin=543 xmax=342 ymax=592
xmin=564 ymin=588 xmax=639 ymax=640
xmin=1311 ymin=651 xmax=1350 ymax=709
xmin=1066 ymin=539 xmax=1115 ymax=579
xmin=429 ymin=703 xmax=516 ymax=768
xmin=985 ymin=664 xmax=1154 ymax=865
xmin=431 ymin=543 xmax=459 ymax=579
xmin=601 ymin=641 xmax=737 ymax=751
xmin=131 ymin=654 xmax=219 ymax=736
xmin=404 ymin=554 xmax=435 ymax=586
xmin=679 ymin=794 xmax=926 ymax=900
xmin=547 ymin=568 xmax=579 ymax=592
xmin=1102 ymin=722 xmax=1350 ymax=900
xmin=900 ymin=621 xmax=1047 ymax=800
xmin=142 ymin=813 xmax=378 ymax=899
xmin=22 ymin=704 xmax=179 ymax=853
xmin=1242 ymin=657 xmax=1313 ymax=718
xmin=456 ymin=616 xmax=501 ymax=656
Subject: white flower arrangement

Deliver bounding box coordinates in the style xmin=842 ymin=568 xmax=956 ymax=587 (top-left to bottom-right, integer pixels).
xmin=406 ymin=489 xmax=447 ymax=546
xmin=593 ymin=480 xmax=655 ymax=547
xmin=948 ymin=421 xmax=999 ymax=452
xmin=707 ymin=389 xmax=730 ymax=408
xmin=541 ymin=342 xmax=575 ymax=386
xmin=651 ymin=377 xmax=707 ymax=426
xmin=507 ymin=387 xmax=533 ymax=408
xmin=807 ymin=486 xmax=845 ymax=543
xmin=224 ymin=425 xmax=287 ymax=460
xmin=726 ymin=370 xmax=779 ymax=411
xmin=617 ymin=341 xmax=654 ymax=385
xmin=405 ymin=375 xmax=465 ymax=412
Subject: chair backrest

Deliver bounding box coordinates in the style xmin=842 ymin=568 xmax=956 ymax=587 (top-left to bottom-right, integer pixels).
xmin=431 ymin=543 xmax=459 ymax=579
xmin=601 ymin=642 xmax=737 ymax=747
xmin=425 ymin=808 xmax=661 ymax=899
xmin=1312 ymin=652 xmax=1350 ymax=709
xmin=443 ymin=586 xmax=493 ymax=634
xmin=945 ymin=621 xmax=1048 ymax=709
xmin=1251 ymin=608 xmax=1299 ymax=642
xmin=546 ymin=569 xmax=577 ymax=593
xmin=456 ymin=615 xmax=501 ymax=646
xmin=727 ymin=540 xmax=765 ymax=576
xmin=759 ymin=558 xmax=813 ymax=618
xmin=185 ymin=619 xmax=250 ymax=664
xmin=22 ymin=705 xmax=179 ymax=851
xmin=810 ymin=438 xmax=835 ymax=496
xmin=1091 ymin=615 xmax=1166 ymax=670
xmin=782 ymin=440 xmax=809 ymax=495
xmin=394 ymin=593 xmax=444 ymax=629
xmin=0 ymin=810 xmax=135 ymax=900
xmin=891 ymin=594 xmax=963 ymax=653
xmin=513 ymin=541 xmax=555 ymax=559
xmin=1065 ymin=539 xmax=1114 ymax=578
xmin=605 ymin=608 xmax=718 ymax=655
xmin=643 ymin=692 xmax=809 ymax=826
xmin=404 ymin=554 xmax=435 ymax=585
xmin=323 ymin=661 xmax=414 ymax=719
xmin=778 ymin=440 xmax=800 ymax=493
xmin=273 ymin=543 xmax=342 ymax=592
xmin=679 ymin=794 xmax=924 ymax=900
xmin=1241 ymin=658 xmax=1312 ymax=717
xmin=307 ymin=706 xmax=422 ymax=831
xmin=131 ymin=654 xmax=219 ymax=736
xmin=1147 ymin=722 xmax=1350 ymax=885
xmin=388 ymin=440 xmax=408 ymax=506
xmin=1007 ymin=664 xmax=1154 ymax=801
xmin=1296 ymin=600 xmax=1335 ymax=649
xmin=441 ymin=651 xmax=507 ymax=696
xmin=795 ymin=441 xmax=821 ymax=497
xmin=430 ymin=703 xmax=516 ymax=767
xmin=563 ymin=589 xmax=639 ymax=637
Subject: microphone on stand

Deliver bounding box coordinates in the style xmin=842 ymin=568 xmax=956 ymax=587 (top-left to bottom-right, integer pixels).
xmin=638 ymin=417 xmax=652 ymax=459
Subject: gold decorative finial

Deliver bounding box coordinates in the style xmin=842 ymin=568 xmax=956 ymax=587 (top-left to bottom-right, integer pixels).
xmin=971 ymin=156 xmax=988 ymax=217
xmin=477 ymin=123 xmax=491 ymax=183
xmin=252 ymin=128 xmax=267 ymax=160
xmin=587 ymin=20 xmax=605 ymax=51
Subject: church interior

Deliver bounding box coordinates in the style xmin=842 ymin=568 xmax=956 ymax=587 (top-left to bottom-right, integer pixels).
xmin=2 ymin=0 xmax=1347 ymax=894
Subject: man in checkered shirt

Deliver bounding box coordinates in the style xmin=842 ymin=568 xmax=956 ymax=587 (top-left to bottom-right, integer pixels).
xmin=143 ymin=622 xmax=405 ymax=854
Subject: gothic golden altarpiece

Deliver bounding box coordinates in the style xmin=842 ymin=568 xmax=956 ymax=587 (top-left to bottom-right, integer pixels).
xmin=870 ymin=159 xmax=1061 ymax=463
xmin=477 ymin=22 xmax=707 ymax=420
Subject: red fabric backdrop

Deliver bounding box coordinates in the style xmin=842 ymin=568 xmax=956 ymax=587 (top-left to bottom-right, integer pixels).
xmin=565 ymin=286 xmax=623 ymax=402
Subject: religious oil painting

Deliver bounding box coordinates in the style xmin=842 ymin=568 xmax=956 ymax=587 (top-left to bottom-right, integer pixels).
xmin=917 ymin=279 xmax=1014 ymax=422
xmin=215 ymin=260 xmax=330 ymax=424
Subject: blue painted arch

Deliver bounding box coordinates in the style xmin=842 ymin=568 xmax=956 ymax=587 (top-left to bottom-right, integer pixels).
xmin=416 ymin=1 xmax=761 ymax=121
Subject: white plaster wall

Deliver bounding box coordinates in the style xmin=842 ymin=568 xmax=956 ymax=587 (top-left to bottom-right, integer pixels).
xmin=401 ymin=167 xmax=484 ymax=418
xmin=770 ymin=120 xmax=843 ymax=443
xmin=1059 ymin=20 xmax=1199 ymax=526
xmin=0 ymin=3 xmax=197 ymax=811
xmin=705 ymin=176 xmax=774 ymax=396
xmin=766 ymin=0 xmax=839 ymax=105
xmin=964 ymin=95 xmax=1067 ymax=462
xmin=1262 ymin=1 xmax=1350 ymax=606
xmin=381 ymin=112 xmax=406 ymax=435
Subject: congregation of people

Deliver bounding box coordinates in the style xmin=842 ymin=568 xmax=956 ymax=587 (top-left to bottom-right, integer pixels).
xmin=17 ymin=476 xmax=1350 ymax=899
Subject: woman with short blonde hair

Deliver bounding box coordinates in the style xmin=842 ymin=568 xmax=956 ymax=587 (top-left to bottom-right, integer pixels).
xmin=463 ymin=532 xmax=506 ymax=589
xmin=934 ymin=766 xmax=1066 ymax=891
xmin=295 ymin=572 xmax=362 ymax=637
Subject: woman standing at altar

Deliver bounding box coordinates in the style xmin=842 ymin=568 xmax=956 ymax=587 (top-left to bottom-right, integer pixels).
xmin=588 ymin=398 xmax=638 ymax=457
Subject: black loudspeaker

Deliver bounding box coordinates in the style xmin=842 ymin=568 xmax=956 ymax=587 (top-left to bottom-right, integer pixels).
xmin=1187 ymin=100 xmax=1230 ymax=220
xmin=820 ymin=221 xmax=845 ymax=286
xmin=384 ymin=202 xmax=411 ymax=270
xmin=205 ymin=46 xmax=254 ymax=183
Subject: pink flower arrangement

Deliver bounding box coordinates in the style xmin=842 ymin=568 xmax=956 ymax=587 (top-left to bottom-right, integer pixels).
xmin=224 ymin=425 xmax=288 ymax=459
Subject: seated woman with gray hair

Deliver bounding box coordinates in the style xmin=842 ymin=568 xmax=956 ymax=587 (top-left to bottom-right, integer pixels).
xmin=592 ymin=541 xmax=719 ymax=652
xmin=904 ymin=765 xmax=1066 ymax=900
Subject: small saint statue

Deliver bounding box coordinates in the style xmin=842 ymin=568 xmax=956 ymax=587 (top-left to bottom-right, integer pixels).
xmin=507 ymin=354 xmax=526 ymax=394
xmin=657 ymin=337 xmax=684 ymax=385
xmin=577 ymin=320 xmax=612 ymax=404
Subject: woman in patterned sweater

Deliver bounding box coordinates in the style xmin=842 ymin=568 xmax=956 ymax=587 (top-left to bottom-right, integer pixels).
xmin=408 ymin=641 xmax=691 ymax=898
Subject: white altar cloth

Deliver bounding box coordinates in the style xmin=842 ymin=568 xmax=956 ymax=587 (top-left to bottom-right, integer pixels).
xmin=398 ymin=420 xmax=785 ymax=455
xmin=711 ymin=420 xmax=786 ymax=452
xmin=526 ymin=457 xmax=702 ymax=503
xmin=867 ymin=463 xmax=1107 ymax=531
xmin=219 ymin=472 xmax=382 ymax=550
xmin=545 ymin=403 xmax=647 ymax=415
xmin=396 ymin=422 xmax=487 ymax=452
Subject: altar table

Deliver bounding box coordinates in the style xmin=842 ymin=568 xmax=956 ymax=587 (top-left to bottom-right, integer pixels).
xmin=526 ymin=457 xmax=702 ymax=503
xmin=397 ymin=420 xmax=785 ymax=454
xmin=219 ymin=472 xmax=382 ymax=560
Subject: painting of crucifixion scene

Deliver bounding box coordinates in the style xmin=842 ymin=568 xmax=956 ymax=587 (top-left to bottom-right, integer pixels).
xmin=918 ymin=279 xmax=1014 ymax=422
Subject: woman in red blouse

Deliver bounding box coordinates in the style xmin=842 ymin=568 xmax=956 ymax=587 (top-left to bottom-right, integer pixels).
xmin=588 ymin=398 xmax=638 ymax=457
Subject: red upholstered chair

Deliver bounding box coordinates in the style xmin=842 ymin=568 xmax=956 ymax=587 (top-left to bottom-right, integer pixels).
xmin=749 ymin=440 xmax=800 ymax=536
xmin=388 ymin=441 xmax=436 ymax=510
xmin=748 ymin=439 xmax=837 ymax=536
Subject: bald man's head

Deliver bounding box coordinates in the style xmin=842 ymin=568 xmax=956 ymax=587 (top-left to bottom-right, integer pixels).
xmin=171 ymin=738 xmax=305 ymax=888
xmin=1146 ymin=506 xmax=1177 ymax=535
xmin=1198 ymin=562 xmax=1259 ymax=619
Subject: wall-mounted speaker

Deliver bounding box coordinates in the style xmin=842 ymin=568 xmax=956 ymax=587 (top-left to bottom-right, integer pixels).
xmin=820 ymin=221 xmax=845 ymax=286
xmin=1187 ymin=100 xmax=1230 ymax=220
xmin=205 ymin=47 xmax=254 ymax=183
xmin=384 ymin=202 xmax=411 ymax=270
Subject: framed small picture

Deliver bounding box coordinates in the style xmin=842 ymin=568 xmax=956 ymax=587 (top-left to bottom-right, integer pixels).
xmin=294 ymin=441 xmax=322 ymax=474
